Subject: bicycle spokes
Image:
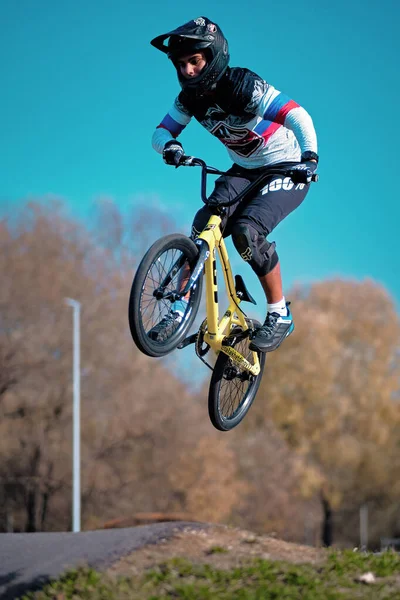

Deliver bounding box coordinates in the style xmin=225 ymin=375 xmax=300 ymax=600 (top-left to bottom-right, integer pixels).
xmin=129 ymin=234 xmax=203 ymax=358
xmin=141 ymin=248 xmax=189 ymax=329
xmin=208 ymin=323 xmax=266 ymax=431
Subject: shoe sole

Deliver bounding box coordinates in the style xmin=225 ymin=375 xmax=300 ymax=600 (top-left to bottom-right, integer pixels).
xmin=249 ymin=322 xmax=294 ymax=353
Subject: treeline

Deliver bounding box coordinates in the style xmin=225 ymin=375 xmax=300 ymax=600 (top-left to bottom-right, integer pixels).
xmin=0 ymin=200 xmax=399 ymax=549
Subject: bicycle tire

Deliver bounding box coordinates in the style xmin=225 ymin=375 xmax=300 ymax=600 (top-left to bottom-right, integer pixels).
xmin=129 ymin=233 xmax=203 ymax=358
xmin=208 ymin=321 xmax=266 ymax=431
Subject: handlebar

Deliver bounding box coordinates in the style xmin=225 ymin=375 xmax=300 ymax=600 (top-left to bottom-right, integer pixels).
xmin=179 ymin=155 xmax=318 ymax=207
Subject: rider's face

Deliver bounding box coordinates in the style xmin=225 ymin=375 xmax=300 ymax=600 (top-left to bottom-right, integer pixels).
xmin=176 ymin=52 xmax=207 ymax=79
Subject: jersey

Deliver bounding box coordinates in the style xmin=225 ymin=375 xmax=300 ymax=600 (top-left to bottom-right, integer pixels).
xmin=152 ymin=67 xmax=318 ymax=169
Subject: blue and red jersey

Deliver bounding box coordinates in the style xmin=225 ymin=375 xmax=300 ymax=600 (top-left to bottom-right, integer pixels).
xmin=152 ymin=67 xmax=317 ymax=169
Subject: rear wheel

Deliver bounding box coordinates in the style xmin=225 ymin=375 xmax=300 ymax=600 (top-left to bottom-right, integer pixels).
xmin=208 ymin=321 xmax=266 ymax=431
xmin=129 ymin=234 xmax=203 ymax=357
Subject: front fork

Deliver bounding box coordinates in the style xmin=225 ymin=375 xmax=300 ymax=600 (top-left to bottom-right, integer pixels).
xmin=180 ymin=239 xmax=210 ymax=297
xmin=154 ymin=239 xmax=209 ymax=303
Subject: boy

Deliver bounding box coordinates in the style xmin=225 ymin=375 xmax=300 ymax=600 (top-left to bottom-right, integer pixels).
xmin=149 ymin=16 xmax=318 ymax=352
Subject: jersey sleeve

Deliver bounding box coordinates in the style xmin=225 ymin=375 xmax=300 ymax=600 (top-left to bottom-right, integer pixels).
xmin=257 ymin=84 xmax=318 ymax=155
xmin=151 ymin=97 xmax=192 ymax=154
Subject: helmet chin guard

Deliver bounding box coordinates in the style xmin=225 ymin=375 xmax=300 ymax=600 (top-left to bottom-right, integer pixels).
xmin=151 ymin=17 xmax=230 ymax=97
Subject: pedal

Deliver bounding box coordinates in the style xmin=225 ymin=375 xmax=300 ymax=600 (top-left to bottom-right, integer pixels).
xmin=177 ymin=333 xmax=198 ymax=349
xmin=235 ymin=275 xmax=257 ymax=305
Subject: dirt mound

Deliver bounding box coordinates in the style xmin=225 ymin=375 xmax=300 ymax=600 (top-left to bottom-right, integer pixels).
xmin=107 ymin=523 xmax=326 ymax=577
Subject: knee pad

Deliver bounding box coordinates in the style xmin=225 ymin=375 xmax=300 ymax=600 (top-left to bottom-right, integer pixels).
xmin=231 ymin=223 xmax=278 ymax=276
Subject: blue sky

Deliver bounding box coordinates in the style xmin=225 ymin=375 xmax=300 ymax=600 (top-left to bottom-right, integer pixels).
xmin=1 ymin=0 xmax=399 ymax=316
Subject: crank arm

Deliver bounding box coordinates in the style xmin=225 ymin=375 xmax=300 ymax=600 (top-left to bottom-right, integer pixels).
xmin=177 ymin=333 xmax=198 ymax=349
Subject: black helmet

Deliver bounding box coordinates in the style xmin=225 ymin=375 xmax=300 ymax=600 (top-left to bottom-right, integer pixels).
xmin=150 ymin=17 xmax=229 ymax=96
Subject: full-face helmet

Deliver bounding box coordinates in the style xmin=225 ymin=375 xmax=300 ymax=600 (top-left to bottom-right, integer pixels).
xmin=150 ymin=17 xmax=230 ymax=96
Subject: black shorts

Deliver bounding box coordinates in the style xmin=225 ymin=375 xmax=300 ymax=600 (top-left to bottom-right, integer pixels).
xmin=191 ymin=162 xmax=314 ymax=241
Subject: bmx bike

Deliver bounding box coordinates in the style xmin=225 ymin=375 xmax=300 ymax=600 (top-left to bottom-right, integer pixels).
xmin=129 ymin=157 xmax=318 ymax=431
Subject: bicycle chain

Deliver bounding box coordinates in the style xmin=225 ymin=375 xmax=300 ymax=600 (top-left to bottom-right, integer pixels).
xmin=194 ymin=317 xmax=259 ymax=372
xmin=195 ymin=319 xmax=210 ymax=356
xmin=195 ymin=319 xmax=214 ymax=371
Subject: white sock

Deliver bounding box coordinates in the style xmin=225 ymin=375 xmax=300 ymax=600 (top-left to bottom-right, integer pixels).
xmin=268 ymin=297 xmax=287 ymax=317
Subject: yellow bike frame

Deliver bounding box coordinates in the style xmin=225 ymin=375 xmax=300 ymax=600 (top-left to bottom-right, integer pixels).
xmin=197 ymin=213 xmax=261 ymax=376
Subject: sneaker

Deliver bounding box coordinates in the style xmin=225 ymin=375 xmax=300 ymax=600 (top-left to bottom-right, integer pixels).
xmin=148 ymin=311 xmax=182 ymax=342
xmin=249 ymin=303 xmax=294 ymax=353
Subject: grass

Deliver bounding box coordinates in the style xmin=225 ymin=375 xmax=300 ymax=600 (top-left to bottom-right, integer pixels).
xmin=20 ymin=549 xmax=400 ymax=600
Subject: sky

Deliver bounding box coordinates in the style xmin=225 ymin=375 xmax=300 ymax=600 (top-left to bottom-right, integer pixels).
xmin=1 ymin=0 xmax=400 ymax=318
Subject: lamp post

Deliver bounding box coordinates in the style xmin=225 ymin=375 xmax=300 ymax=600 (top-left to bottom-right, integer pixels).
xmin=360 ymin=503 xmax=368 ymax=551
xmin=65 ymin=298 xmax=81 ymax=533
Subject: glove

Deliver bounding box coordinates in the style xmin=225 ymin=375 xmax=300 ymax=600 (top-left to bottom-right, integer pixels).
xmin=163 ymin=140 xmax=184 ymax=167
xmin=289 ymin=161 xmax=316 ymax=185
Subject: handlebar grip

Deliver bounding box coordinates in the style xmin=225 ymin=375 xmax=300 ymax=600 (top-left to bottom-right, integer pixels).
xmin=179 ymin=155 xmax=206 ymax=167
xmin=312 ymin=173 xmax=319 ymax=182
xmin=179 ymin=155 xmax=194 ymax=166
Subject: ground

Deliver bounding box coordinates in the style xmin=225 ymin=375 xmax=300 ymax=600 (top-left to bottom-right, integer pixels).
xmin=17 ymin=523 xmax=400 ymax=599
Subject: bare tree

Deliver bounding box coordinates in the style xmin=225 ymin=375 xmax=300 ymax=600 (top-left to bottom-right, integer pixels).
xmin=0 ymin=200 xmax=247 ymax=532
xmin=251 ymin=279 xmax=400 ymax=546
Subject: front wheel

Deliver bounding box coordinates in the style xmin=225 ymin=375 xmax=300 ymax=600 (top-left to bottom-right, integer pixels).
xmin=208 ymin=321 xmax=266 ymax=431
xmin=129 ymin=234 xmax=203 ymax=357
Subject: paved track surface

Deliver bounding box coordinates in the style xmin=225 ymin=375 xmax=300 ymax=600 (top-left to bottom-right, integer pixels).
xmin=0 ymin=521 xmax=209 ymax=600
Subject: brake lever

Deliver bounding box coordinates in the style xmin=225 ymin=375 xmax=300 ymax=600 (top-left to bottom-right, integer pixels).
xmin=287 ymin=168 xmax=319 ymax=183
xmin=179 ymin=155 xmax=195 ymax=167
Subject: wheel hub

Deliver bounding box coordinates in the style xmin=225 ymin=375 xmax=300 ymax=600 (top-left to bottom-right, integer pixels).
xmin=153 ymin=287 xmax=165 ymax=300
xmin=224 ymin=366 xmax=239 ymax=380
